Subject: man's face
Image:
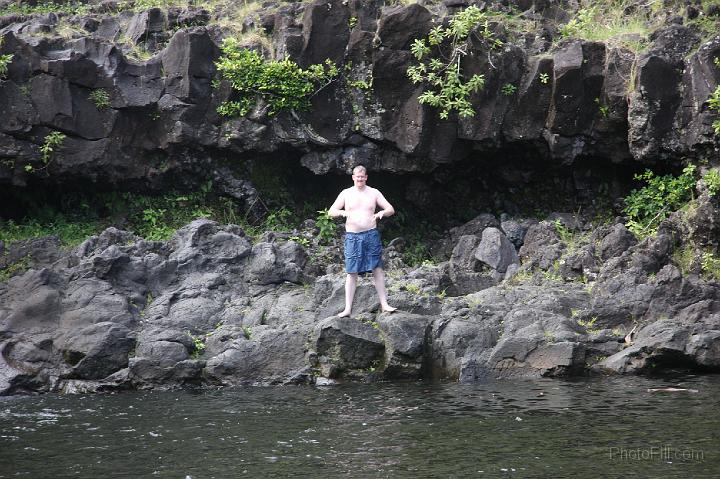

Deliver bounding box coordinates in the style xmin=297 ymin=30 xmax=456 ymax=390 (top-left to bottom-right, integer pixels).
xmin=352 ymin=170 xmax=367 ymax=187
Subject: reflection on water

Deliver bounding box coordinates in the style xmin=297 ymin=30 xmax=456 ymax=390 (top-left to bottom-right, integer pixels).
xmin=1 ymin=376 xmax=719 ymax=478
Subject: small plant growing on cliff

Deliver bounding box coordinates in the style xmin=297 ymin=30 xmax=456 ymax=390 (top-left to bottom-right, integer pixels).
xmin=242 ymin=326 xmax=252 ymax=340
xmin=701 ymin=252 xmax=720 ymax=282
xmin=40 ymin=131 xmax=67 ymax=166
xmin=316 ymin=208 xmax=335 ymax=244
xmin=187 ymin=331 xmax=206 ymax=359
xmin=0 ymin=54 xmax=12 ymax=79
xmin=595 ymin=97 xmax=609 ymax=118
xmin=501 ymin=83 xmax=517 ymax=96
xmin=215 ymin=38 xmax=338 ymax=117
xmin=539 ymin=72 xmax=549 ymax=84
xmin=90 ymin=89 xmax=111 ymax=110
xmin=558 ymin=3 xmax=651 ymax=50
xmin=406 ymin=5 xmax=497 ymax=119
xmin=708 ymin=86 xmax=720 ymax=136
xmin=703 ymin=169 xmax=720 ymax=196
xmin=264 ymin=207 xmax=293 ymax=231
xmin=623 ymin=165 xmax=696 ymax=238
xmin=0 ymin=255 xmax=32 ymax=283
xmin=559 ymin=6 xmax=597 ymax=38
xmin=553 ymin=219 xmax=575 ymax=245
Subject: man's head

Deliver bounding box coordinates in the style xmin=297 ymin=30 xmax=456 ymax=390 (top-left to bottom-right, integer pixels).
xmin=352 ymin=165 xmax=367 ymax=188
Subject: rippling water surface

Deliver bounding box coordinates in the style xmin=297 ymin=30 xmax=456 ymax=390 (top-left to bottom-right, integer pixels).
xmin=1 ymin=375 xmax=719 ymax=478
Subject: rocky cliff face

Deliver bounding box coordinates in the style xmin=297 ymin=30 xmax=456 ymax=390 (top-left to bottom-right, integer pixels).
xmin=0 ymin=1 xmax=718 ymax=195
xmin=2 ymin=0 xmax=720 ymax=395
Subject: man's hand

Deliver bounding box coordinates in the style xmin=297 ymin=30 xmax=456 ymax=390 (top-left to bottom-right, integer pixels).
xmin=374 ymin=211 xmax=384 ymax=221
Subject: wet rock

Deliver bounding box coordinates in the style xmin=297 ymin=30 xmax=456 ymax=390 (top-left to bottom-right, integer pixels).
xmin=57 ymin=322 xmax=135 ymax=380
xmin=203 ymin=326 xmax=309 ymax=384
xmin=376 ymin=312 xmax=431 ymax=379
xmin=312 ymin=316 xmax=384 ymax=377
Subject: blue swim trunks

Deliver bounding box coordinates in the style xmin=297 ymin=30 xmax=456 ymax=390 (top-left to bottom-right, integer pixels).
xmin=344 ymin=229 xmax=383 ymax=274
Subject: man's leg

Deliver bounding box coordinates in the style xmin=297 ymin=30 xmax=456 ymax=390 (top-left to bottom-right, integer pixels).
xmin=372 ymin=267 xmax=396 ymax=313
xmin=338 ymin=273 xmax=358 ymax=317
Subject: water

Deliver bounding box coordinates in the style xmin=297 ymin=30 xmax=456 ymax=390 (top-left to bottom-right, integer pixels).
xmin=1 ymin=375 xmax=718 ymax=478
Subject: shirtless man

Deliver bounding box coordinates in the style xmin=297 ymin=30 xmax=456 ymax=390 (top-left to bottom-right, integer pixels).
xmin=328 ymin=165 xmax=397 ymax=317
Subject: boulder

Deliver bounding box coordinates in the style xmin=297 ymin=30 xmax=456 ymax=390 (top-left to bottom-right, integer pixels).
xmin=376 ymin=312 xmax=432 ymax=379
xmin=312 ymin=316 xmax=384 ymax=377
xmin=475 ymin=227 xmax=520 ymax=273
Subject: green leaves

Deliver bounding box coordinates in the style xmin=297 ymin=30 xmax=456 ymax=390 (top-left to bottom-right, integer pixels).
xmin=500 ymin=83 xmax=517 ymax=96
xmin=623 ymin=165 xmax=696 ymax=237
xmin=708 ymin=86 xmax=720 ymax=136
xmin=703 ymin=169 xmax=720 ymax=197
xmin=559 ymin=7 xmax=597 ymax=38
xmin=410 ymin=39 xmax=430 ymax=60
xmin=707 ymin=85 xmax=720 ymax=112
xmin=449 ymin=5 xmax=486 ymax=39
xmin=215 ymin=39 xmax=338 ymax=118
xmin=428 ymin=26 xmax=445 ymax=46
xmin=0 ymin=53 xmax=12 ymax=78
xmin=405 ymin=6 xmax=491 ymax=120
xmin=89 ymin=89 xmax=111 ymax=110
xmin=315 ymin=209 xmax=335 ymax=244
xmin=40 ymin=131 xmax=66 ymax=165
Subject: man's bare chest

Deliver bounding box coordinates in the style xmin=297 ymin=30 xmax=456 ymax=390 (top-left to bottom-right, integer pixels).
xmin=345 ymin=190 xmax=376 ymax=211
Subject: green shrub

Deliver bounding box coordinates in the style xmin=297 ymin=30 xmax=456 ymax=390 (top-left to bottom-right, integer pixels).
xmin=40 ymin=131 xmax=67 ymax=165
xmin=708 ymin=86 xmax=720 ymax=136
xmin=215 ymin=38 xmax=338 ymax=117
xmin=623 ymin=165 xmax=696 ymax=237
xmin=0 ymin=255 xmax=32 ymax=283
xmin=186 ymin=331 xmax=206 ymax=359
xmin=89 ymin=89 xmax=111 ymax=110
xmin=0 ymin=182 xmax=258 ymax=247
xmin=553 ymin=219 xmax=575 ymax=244
xmin=709 ymin=86 xmax=720 ymax=112
xmin=402 ymin=241 xmax=432 ymax=267
xmin=315 ymin=208 xmax=335 ymax=244
xmin=703 ymin=169 xmax=720 ymax=197
xmin=501 ymin=83 xmax=517 ymax=96
xmin=0 ymin=217 xmax=101 ymax=247
xmin=263 ymin=207 xmax=293 ymax=231
xmin=0 ymin=54 xmax=12 ymax=79
xmin=701 ymin=252 xmax=720 ymax=282
xmin=559 ymin=6 xmax=598 ymax=38
xmin=406 ymin=5 xmax=496 ymax=119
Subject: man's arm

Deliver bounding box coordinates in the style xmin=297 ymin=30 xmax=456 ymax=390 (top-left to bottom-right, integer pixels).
xmin=328 ymin=190 xmax=347 ymax=218
xmin=373 ymin=190 xmax=395 ymax=220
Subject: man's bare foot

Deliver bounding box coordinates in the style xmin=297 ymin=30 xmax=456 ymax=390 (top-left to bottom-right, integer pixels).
xmin=381 ymin=306 xmax=397 ymax=313
xmin=338 ymin=309 xmax=352 ymax=318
